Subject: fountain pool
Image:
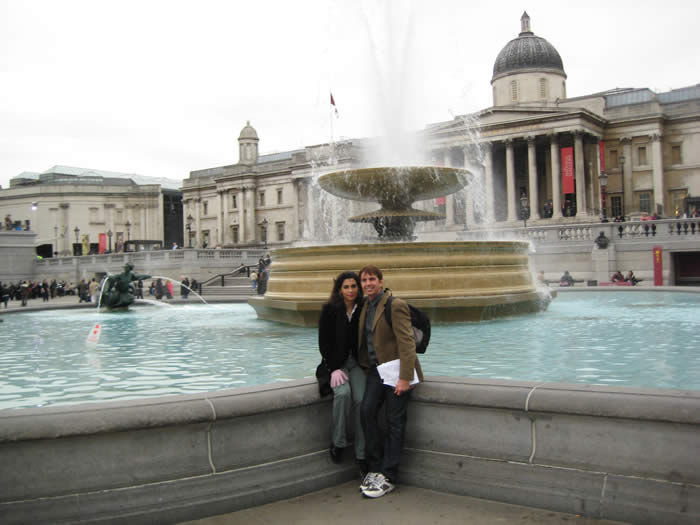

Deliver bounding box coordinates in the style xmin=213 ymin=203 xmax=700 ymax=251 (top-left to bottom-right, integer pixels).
xmin=1 ymin=290 xmax=699 ymax=410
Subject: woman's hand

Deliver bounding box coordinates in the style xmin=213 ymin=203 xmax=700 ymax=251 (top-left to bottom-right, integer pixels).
xmin=330 ymin=369 xmax=348 ymax=388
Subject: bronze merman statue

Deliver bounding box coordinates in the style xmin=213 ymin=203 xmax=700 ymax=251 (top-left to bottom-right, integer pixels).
xmin=100 ymin=263 xmax=151 ymax=310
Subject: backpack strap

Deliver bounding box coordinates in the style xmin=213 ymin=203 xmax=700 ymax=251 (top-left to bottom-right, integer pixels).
xmin=384 ymin=294 xmax=393 ymax=328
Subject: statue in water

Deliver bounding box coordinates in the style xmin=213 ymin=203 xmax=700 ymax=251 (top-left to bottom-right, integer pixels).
xmin=101 ymin=263 xmax=151 ymax=310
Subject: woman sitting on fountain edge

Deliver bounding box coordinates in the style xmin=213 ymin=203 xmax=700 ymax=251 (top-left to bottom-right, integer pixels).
xmin=318 ymin=271 xmax=367 ymax=477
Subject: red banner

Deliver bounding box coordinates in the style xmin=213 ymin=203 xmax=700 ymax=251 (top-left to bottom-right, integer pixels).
xmin=653 ymin=246 xmax=663 ymax=286
xmin=599 ymin=141 xmax=606 ymax=172
xmin=99 ymin=233 xmax=107 ymax=254
xmin=435 ymin=196 xmax=446 ymax=205
xmin=561 ymin=147 xmax=574 ymax=194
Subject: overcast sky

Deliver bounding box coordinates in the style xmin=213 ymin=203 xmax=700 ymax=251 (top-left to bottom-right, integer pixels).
xmin=1 ymin=0 xmax=699 ymax=189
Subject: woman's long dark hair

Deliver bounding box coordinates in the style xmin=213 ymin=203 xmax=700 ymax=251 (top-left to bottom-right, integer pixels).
xmin=325 ymin=271 xmax=363 ymax=307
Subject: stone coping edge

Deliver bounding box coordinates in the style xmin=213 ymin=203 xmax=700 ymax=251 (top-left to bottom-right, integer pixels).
xmin=2 ymin=376 xmax=698 ymax=442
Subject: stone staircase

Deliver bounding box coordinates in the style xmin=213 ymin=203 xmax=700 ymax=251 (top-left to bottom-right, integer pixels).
xmin=200 ymin=275 xmax=254 ymax=298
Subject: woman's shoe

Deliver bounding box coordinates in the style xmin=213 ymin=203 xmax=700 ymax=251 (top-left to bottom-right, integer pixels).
xmin=329 ymin=444 xmax=343 ymax=463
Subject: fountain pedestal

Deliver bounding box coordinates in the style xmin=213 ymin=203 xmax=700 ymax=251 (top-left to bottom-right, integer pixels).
xmin=248 ymin=241 xmax=548 ymax=327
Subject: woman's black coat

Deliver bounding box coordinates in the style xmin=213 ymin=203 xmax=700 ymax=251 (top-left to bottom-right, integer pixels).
xmin=318 ymin=302 xmax=360 ymax=372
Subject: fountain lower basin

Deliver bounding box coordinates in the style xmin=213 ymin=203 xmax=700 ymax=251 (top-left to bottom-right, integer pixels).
xmin=248 ymin=240 xmax=549 ymax=326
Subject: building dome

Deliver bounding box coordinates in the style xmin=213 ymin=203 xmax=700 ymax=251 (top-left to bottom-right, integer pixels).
xmin=492 ymin=12 xmax=565 ymax=82
xmin=238 ymin=120 xmax=259 ymax=141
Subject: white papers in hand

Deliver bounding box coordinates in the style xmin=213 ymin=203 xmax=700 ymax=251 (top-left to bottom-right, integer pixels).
xmin=376 ymin=359 xmax=420 ymax=387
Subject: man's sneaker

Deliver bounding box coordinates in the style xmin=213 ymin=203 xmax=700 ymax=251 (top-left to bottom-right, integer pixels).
xmin=359 ymin=471 xmax=379 ymax=492
xmin=361 ymin=473 xmax=395 ymax=498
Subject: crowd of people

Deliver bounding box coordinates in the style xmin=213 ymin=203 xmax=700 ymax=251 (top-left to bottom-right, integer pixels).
xmin=251 ymin=254 xmax=271 ymax=295
xmin=0 ymin=276 xmax=202 ymax=308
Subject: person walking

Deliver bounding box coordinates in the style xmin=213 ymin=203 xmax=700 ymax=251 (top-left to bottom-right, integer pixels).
xmin=250 ymin=271 xmax=257 ymax=291
xmin=357 ymin=265 xmax=423 ymax=498
xmin=318 ymin=271 xmax=367 ymax=475
xmin=88 ymin=278 xmax=100 ymax=304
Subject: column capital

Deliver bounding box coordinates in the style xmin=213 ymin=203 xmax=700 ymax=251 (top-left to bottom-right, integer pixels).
xmin=649 ymin=133 xmax=664 ymax=142
xmin=103 ymin=203 xmax=116 ymax=209
xmin=504 ymin=138 xmax=514 ymax=146
xmin=548 ymin=131 xmax=559 ymax=144
xmin=59 ymin=203 xmax=70 ymax=209
xmin=619 ymin=136 xmax=633 ymax=145
xmin=573 ymin=128 xmax=586 ymax=138
xmin=526 ymin=135 xmax=536 ymax=145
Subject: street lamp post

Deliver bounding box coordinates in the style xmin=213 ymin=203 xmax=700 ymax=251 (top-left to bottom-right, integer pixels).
xmin=261 ymin=218 xmax=268 ymax=249
xmin=107 ymin=230 xmax=113 ymax=253
xmin=599 ymin=170 xmax=609 ymax=222
xmin=519 ymin=194 xmax=530 ymax=229
xmin=186 ymin=214 xmax=194 ymax=248
xmin=54 ymin=225 xmax=58 ymax=256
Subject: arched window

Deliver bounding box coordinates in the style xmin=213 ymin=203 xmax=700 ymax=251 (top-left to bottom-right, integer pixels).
xmin=539 ymin=78 xmax=547 ymax=99
xmin=510 ymin=80 xmax=519 ymax=102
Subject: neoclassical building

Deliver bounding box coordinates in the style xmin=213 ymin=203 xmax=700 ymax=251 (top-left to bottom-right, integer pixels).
xmin=0 ymin=165 xmax=183 ymax=256
xmin=182 ymin=13 xmax=700 ymax=248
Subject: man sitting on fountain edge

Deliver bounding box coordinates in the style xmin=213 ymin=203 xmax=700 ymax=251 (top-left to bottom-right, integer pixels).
xmin=357 ymin=264 xmax=423 ymax=498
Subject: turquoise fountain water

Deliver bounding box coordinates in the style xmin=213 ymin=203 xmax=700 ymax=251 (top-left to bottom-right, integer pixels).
xmin=1 ymin=291 xmax=699 ymax=409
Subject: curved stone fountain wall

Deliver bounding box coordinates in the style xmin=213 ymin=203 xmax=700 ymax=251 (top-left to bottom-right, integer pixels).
xmin=249 ymin=240 xmax=548 ymax=326
xmin=1 ymin=379 xmax=698 ymax=525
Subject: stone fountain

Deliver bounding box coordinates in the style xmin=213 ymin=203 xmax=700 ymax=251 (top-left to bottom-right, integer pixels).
xmin=248 ymin=165 xmax=549 ymax=326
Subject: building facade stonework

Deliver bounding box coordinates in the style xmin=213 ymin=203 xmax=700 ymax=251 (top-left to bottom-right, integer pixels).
xmin=184 ymin=13 xmax=699 ymax=249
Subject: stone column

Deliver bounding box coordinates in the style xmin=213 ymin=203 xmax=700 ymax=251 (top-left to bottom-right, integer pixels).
xmin=292 ymin=179 xmax=302 ymax=241
xmin=620 ymin=136 xmax=633 ymax=215
xmin=594 ymin=140 xmax=602 ymax=217
xmin=192 ymin=198 xmax=201 ymax=247
xmin=505 ymin=139 xmax=517 ymax=222
xmin=650 ymin=133 xmax=665 ymax=215
xmin=140 ymin=206 xmax=147 ymax=241
xmin=216 ymin=190 xmax=224 ymax=246
xmin=550 ymin=133 xmax=562 ymax=219
xmin=60 ymin=203 xmax=70 ymax=254
xmin=238 ymin=190 xmax=246 ymax=242
xmin=245 ymin=187 xmax=257 ymax=243
xmin=483 ymin=142 xmax=495 ymax=224
xmin=527 ymin=136 xmax=540 ymax=219
xmin=574 ymin=131 xmax=587 ymax=216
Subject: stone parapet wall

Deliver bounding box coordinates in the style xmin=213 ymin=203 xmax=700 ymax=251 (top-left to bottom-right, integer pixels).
xmin=30 ymin=248 xmax=266 ymax=284
xmin=1 ymin=378 xmax=698 ymax=524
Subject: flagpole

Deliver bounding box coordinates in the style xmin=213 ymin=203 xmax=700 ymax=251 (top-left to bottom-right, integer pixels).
xmin=329 ymin=94 xmax=335 ymax=146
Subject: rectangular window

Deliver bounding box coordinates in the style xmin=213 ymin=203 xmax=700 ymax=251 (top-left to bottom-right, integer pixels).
xmin=637 ymin=146 xmax=647 ymax=166
xmin=202 ymin=230 xmax=210 ymax=248
xmin=260 ymin=224 xmax=267 ymax=243
xmin=539 ymin=78 xmax=547 ymax=98
xmin=202 ymin=201 xmax=208 ymax=215
xmin=232 ymin=225 xmax=239 ymax=244
xmin=672 ymin=191 xmax=687 ymax=216
xmin=611 ymin=195 xmax=623 ymax=218
xmin=639 ymin=192 xmax=651 ymax=213
xmin=89 ymin=207 xmax=99 ymax=223
xmin=259 ymin=191 xmax=265 ymax=207
xmin=232 ymin=194 xmax=237 ymax=209
xmin=510 ymin=80 xmax=518 ymax=102
xmin=277 ymin=189 xmax=283 ymax=205
xmin=276 ymin=221 xmax=285 ymax=241
xmin=116 ymin=209 xmax=123 ymax=222
xmin=609 ymin=149 xmax=618 ymax=168
xmin=671 ymin=144 xmax=682 ymax=165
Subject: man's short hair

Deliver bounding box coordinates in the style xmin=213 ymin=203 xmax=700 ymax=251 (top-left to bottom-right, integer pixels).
xmin=359 ymin=265 xmax=383 ymax=280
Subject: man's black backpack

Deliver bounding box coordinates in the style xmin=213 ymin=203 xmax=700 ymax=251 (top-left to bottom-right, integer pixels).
xmin=384 ymin=295 xmax=431 ymax=354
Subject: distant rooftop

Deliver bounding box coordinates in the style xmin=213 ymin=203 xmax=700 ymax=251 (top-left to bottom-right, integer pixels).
xmin=9 ymin=165 xmax=182 ymax=190
xmin=606 ymin=84 xmax=700 ymax=108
